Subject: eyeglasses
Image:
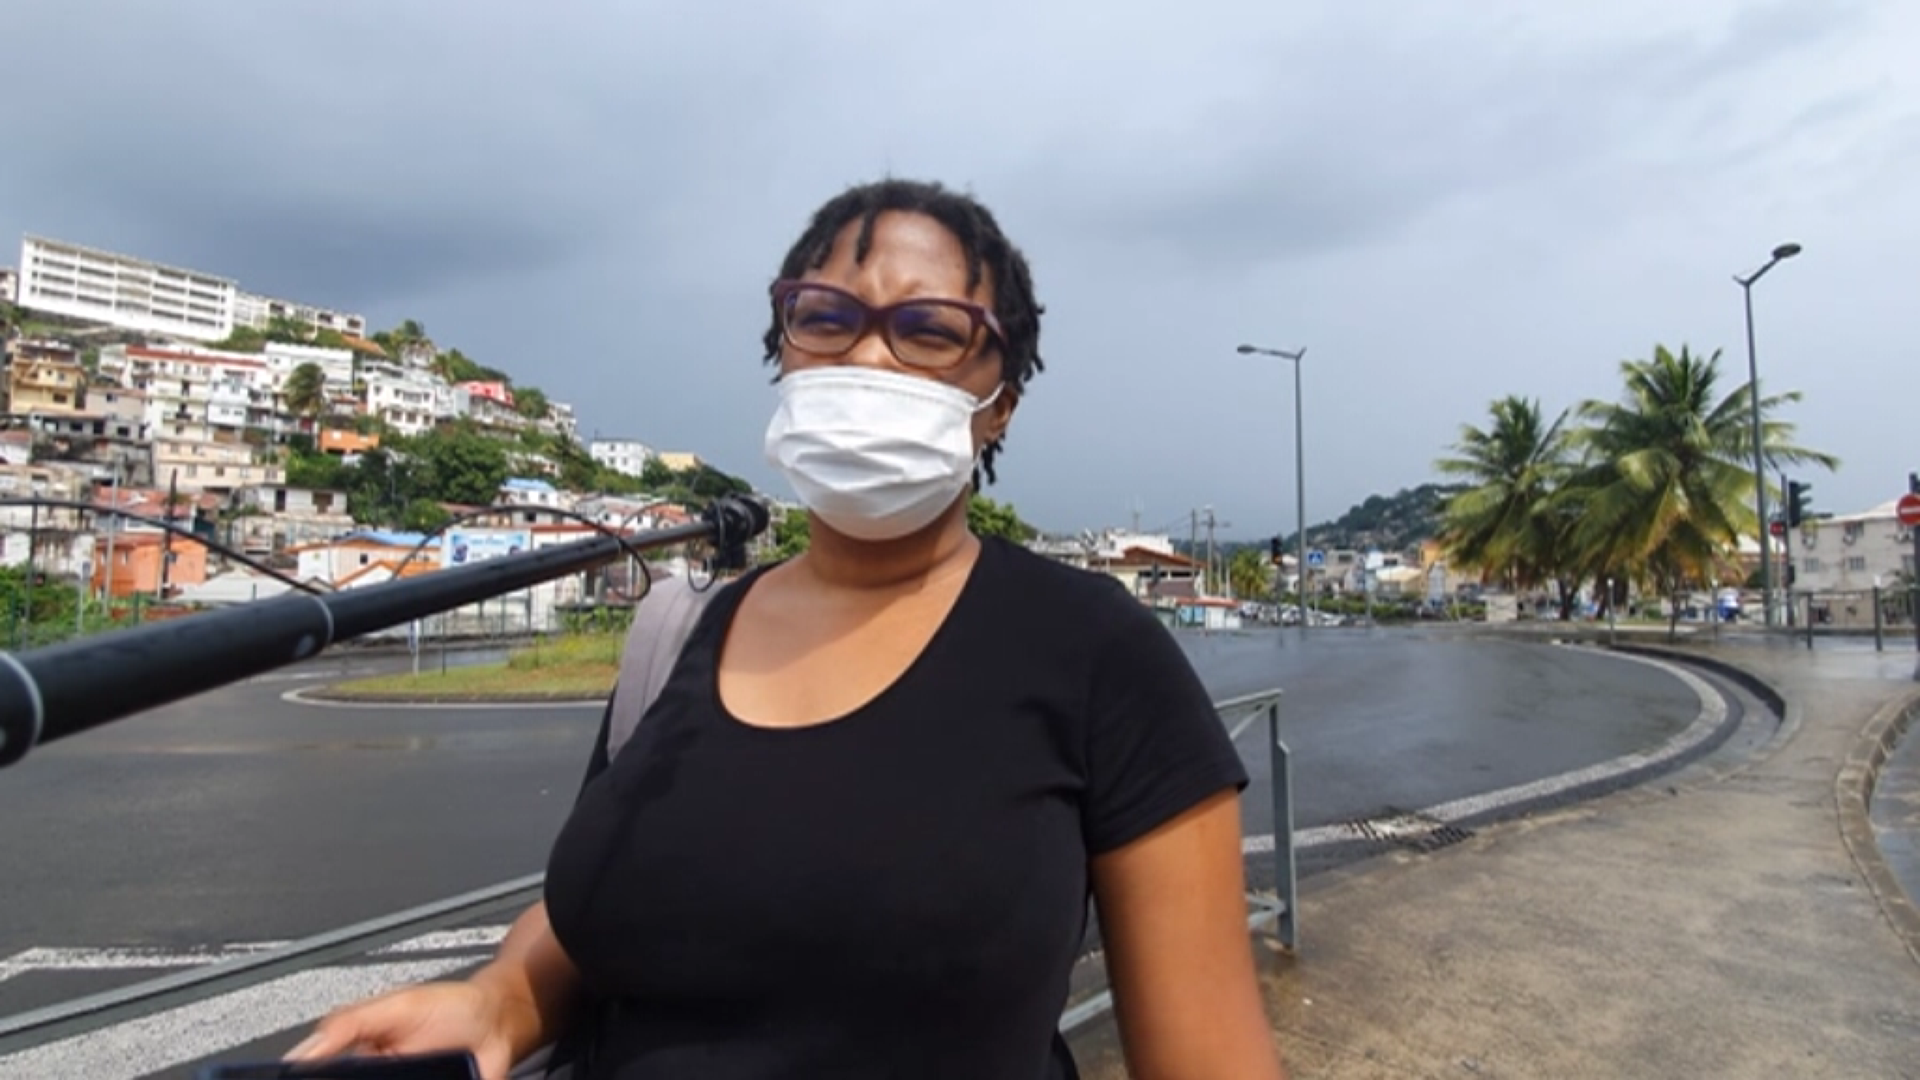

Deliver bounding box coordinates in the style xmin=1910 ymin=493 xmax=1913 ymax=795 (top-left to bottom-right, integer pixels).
xmin=770 ymin=280 xmax=1004 ymax=371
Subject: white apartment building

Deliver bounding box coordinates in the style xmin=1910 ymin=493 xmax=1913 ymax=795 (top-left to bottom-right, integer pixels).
xmin=544 ymin=401 xmax=579 ymax=442
xmin=262 ymin=342 xmax=355 ymax=404
xmin=228 ymin=484 xmax=354 ymax=555
xmin=152 ymin=435 xmax=283 ymax=494
xmin=460 ymin=389 xmax=526 ymax=432
xmin=17 ymin=235 xmax=364 ymax=345
xmin=361 ymin=361 xmax=443 ymax=436
xmin=232 ymin=292 xmax=366 ymax=338
xmin=101 ymin=346 xmax=275 ymax=435
xmin=18 ymin=236 xmax=237 ymax=341
xmin=1788 ymin=500 xmax=1917 ymax=593
xmin=590 ymin=437 xmax=654 ymax=478
xmin=0 ymin=267 xmax=17 ymax=304
xmin=500 ymin=477 xmax=566 ymax=510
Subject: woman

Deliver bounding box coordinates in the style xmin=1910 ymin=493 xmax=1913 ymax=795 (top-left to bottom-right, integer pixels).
xmin=288 ymin=179 xmax=1285 ymax=1079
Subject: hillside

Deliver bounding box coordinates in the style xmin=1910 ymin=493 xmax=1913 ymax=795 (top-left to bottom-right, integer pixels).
xmin=1287 ymin=482 xmax=1465 ymax=554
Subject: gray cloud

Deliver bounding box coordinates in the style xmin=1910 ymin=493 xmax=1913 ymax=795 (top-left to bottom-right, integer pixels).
xmin=4 ymin=0 xmax=1915 ymax=536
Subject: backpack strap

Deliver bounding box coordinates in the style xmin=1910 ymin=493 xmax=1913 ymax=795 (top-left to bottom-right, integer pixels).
xmin=604 ymin=573 xmax=720 ymax=761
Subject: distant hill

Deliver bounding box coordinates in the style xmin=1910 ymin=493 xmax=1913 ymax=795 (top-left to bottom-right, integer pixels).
xmin=1286 ymin=482 xmax=1466 ymax=555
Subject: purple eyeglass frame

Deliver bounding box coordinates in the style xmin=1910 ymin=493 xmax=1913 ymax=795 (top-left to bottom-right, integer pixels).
xmin=770 ymin=279 xmax=1005 ymax=369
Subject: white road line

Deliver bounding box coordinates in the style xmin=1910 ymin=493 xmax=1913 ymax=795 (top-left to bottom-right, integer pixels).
xmin=0 ymin=959 xmax=471 ymax=1080
xmin=282 ymin=687 xmax=603 ymax=710
xmin=0 ymin=943 xmax=287 ymax=983
xmin=370 ymin=927 xmax=508 ymax=954
xmin=0 ymin=926 xmax=511 ymax=984
xmin=1239 ymin=648 xmax=1726 ymax=855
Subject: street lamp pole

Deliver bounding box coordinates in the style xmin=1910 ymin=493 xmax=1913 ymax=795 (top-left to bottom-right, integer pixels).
xmin=1733 ymin=241 xmax=1801 ymax=628
xmin=1237 ymin=343 xmax=1309 ymax=636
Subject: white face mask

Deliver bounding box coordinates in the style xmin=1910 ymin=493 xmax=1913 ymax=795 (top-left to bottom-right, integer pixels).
xmin=763 ymin=366 xmax=1005 ymax=542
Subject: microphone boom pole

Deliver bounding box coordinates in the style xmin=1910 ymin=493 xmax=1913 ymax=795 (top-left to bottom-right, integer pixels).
xmin=0 ymin=495 xmax=767 ymax=769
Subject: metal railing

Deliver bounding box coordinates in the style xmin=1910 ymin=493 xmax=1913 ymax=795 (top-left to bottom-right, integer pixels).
xmin=1787 ymin=586 xmax=1920 ymax=652
xmin=1213 ymin=689 xmax=1296 ymax=951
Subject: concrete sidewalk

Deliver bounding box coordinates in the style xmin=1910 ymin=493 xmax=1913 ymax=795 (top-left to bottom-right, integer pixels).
xmin=1074 ymin=642 xmax=1920 ymax=1079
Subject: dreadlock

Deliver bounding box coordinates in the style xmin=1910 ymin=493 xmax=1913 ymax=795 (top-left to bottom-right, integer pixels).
xmin=761 ymin=178 xmax=1045 ymax=486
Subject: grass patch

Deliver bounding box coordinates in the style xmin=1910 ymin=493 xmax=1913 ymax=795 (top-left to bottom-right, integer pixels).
xmin=321 ymin=633 xmax=623 ymax=702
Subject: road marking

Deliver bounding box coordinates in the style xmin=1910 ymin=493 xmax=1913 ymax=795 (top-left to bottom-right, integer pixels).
xmin=0 ymin=959 xmax=471 ymax=1079
xmin=0 ymin=943 xmax=287 ymax=982
xmin=282 ymin=687 xmax=603 ymax=710
xmin=0 ymin=926 xmax=510 ymax=984
xmin=1240 ymin=649 xmax=1727 ymax=855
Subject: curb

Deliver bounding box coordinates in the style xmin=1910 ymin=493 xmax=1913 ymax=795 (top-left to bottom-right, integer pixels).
xmin=1605 ymin=642 xmax=1804 ymax=761
xmin=1835 ymin=688 xmax=1920 ymax=968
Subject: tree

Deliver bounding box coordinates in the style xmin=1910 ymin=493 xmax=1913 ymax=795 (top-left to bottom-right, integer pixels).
xmin=283 ymin=362 xmax=327 ymax=427
xmin=967 ymin=495 xmax=1035 ymax=543
xmin=513 ymin=385 xmax=551 ymax=420
xmin=641 ymin=456 xmax=677 ymax=490
xmin=1434 ymin=395 xmax=1572 ymax=594
xmin=1229 ymin=547 xmax=1273 ymax=602
xmin=769 ymin=510 xmax=811 ymax=561
xmin=209 ymin=326 xmax=268 ymax=353
xmin=1568 ymin=344 xmax=1837 ymax=637
xmin=414 ymin=429 xmax=511 ymax=506
xmin=266 ymin=314 xmax=314 ymax=344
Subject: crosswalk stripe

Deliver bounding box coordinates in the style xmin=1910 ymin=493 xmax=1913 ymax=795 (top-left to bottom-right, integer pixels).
xmin=0 ymin=959 xmax=472 ymax=1079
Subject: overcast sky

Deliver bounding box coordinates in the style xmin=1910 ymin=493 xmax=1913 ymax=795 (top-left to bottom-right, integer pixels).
xmin=6 ymin=1 xmax=1915 ymax=539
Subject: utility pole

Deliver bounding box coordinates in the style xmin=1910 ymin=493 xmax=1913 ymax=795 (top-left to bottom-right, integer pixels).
xmin=1735 ymin=241 xmax=1803 ymax=627
xmin=1190 ymin=510 xmax=1199 ymax=593
xmin=1204 ymin=505 xmax=1216 ymax=598
xmin=159 ymin=468 xmax=178 ymax=600
xmin=101 ymin=461 xmax=120 ymax=609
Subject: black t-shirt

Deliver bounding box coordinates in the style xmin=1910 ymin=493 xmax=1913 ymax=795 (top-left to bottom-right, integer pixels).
xmin=543 ymin=537 xmax=1249 ymax=1079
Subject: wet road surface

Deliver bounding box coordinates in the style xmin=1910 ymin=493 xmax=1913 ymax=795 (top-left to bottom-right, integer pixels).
xmin=0 ymin=627 xmax=1700 ymax=1022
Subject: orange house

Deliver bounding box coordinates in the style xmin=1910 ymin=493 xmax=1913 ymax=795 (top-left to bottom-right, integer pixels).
xmin=320 ymin=429 xmax=380 ymax=455
xmin=93 ymin=534 xmax=210 ymax=598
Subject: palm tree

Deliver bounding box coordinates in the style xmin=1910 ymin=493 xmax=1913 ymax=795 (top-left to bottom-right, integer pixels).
xmin=283 ymin=362 xmax=327 ymax=431
xmin=1228 ymin=547 xmax=1274 ymax=604
xmin=1568 ymin=344 xmax=1837 ymax=636
xmin=1435 ymin=395 xmax=1572 ymax=596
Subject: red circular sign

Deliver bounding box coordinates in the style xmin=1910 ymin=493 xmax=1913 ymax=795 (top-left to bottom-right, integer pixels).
xmin=1898 ymin=492 xmax=1920 ymax=527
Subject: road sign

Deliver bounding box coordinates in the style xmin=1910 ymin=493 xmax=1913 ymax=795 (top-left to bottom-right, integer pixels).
xmin=1306 ymin=550 xmax=1326 ymax=568
xmin=1897 ymin=492 xmax=1920 ymax=527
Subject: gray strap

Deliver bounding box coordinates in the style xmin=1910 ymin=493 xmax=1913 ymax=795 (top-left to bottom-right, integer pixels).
xmin=605 ymin=574 xmax=717 ymax=760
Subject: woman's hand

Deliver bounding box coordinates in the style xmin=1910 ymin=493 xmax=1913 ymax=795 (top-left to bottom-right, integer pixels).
xmin=284 ymin=979 xmax=531 ymax=1080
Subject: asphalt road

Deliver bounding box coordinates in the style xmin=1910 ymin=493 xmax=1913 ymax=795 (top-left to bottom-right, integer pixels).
xmin=0 ymin=627 xmax=1700 ymax=1022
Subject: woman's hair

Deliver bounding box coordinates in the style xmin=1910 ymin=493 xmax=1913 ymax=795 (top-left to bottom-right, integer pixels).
xmin=762 ymin=178 xmax=1045 ymax=485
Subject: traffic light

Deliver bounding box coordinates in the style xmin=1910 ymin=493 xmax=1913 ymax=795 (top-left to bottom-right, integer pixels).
xmin=1786 ymin=480 xmax=1812 ymax=528
xmin=1270 ymin=535 xmax=1284 ymax=564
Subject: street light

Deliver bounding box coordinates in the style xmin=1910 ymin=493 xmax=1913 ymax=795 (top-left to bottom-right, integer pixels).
xmin=1236 ymin=343 xmax=1309 ymax=635
xmin=1733 ymin=241 xmax=1802 ymax=628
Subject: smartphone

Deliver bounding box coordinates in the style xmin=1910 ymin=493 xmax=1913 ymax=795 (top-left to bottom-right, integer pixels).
xmin=196 ymin=1050 xmax=480 ymax=1080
